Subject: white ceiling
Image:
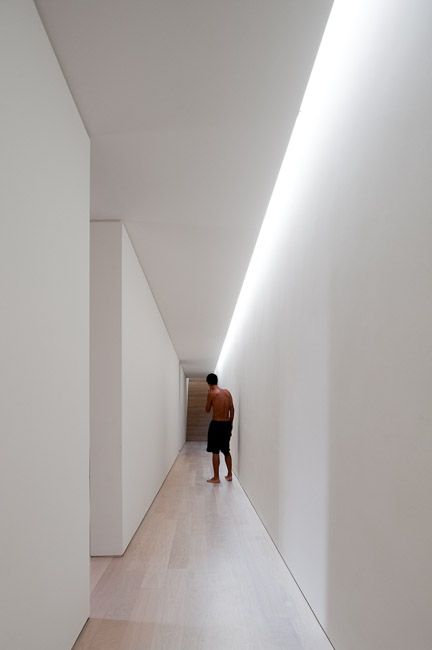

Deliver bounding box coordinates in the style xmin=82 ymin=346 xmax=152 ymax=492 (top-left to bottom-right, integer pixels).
xmin=35 ymin=0 xmax=332 ymax=376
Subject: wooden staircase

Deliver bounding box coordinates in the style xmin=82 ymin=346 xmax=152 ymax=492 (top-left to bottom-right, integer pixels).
xmin=186 ymin=379 xmax=211 ymax=442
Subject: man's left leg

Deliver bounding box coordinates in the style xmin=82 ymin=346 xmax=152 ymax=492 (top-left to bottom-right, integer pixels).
xmin=207 ymin=452 xmax=221 ymax=483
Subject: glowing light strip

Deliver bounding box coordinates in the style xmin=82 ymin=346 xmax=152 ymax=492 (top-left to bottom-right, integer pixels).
xmin=216 ymin=0 xmax=373 ymax=375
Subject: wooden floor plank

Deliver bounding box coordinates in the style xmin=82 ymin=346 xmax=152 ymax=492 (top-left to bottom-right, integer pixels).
xmin=74 ymin=442 xmax=332 ymax=650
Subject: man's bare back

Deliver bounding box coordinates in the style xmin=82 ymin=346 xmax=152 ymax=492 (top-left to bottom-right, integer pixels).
xmin=205 ymin=386 xmax=234 ymax=422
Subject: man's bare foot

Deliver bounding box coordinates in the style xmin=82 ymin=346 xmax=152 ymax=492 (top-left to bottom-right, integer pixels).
xmin=225 ymin=474 xmax=233 ymax=481
xmin=207 ymin=477 xmax=221 ymax=484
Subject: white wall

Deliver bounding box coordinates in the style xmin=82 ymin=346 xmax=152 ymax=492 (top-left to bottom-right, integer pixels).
xmin=0 ymin=2 xmax=90 ymax=650
xmin=91 ymin=222 xmax=186 ymax=556
xmin=122 ymin=226 xmax=186 ymax=546
xmin=217 ymin=2 xmax=432 ymax=649
xmin=90 ymin=222 xmax=123 ymax=554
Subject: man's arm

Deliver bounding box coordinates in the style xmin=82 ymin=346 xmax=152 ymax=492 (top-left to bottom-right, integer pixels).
xmin=229 ymin=392 xmax=235 ymax=422
xmin=205 ymin=391 xmax=212 ymax=413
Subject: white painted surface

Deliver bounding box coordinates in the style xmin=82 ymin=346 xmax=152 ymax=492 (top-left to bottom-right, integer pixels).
xmin=217 ymin=1 xmax=432 ymax=648
xmin=90 ymin=222 xmax=123 ymax=555
xmin=0 ymin=2 xmax=90 ymax=649
xmin=35 ymin=0 xmax=333 ymax=376
xmin=90 ymin=223 xmax=187 ymax=556
xmin=121 ymin=226 xmax=187 ymax=547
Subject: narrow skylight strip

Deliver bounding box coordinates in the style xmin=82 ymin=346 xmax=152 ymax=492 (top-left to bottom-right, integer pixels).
xmin=216 ymin=0 xmax=372 ymax=374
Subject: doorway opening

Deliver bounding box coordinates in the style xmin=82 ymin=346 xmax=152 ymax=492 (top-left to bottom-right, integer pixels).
xmin=186 ymin=378 xmax=210 ymax=441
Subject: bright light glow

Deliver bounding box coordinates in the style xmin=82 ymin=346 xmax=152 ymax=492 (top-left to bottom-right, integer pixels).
xmin=216 ymin=0 xmax=382 ymax=376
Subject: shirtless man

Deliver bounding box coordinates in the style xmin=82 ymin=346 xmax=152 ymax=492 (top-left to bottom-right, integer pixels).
xmin=205 ymin=373 xmax=235 ymax=484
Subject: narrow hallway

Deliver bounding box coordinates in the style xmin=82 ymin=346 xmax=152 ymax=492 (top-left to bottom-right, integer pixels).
xmin=74 ymin=443 xmax=331 ymax=650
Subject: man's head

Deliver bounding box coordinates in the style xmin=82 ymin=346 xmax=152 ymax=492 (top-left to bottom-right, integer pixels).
xmin=206 ymin=373 xmax=218 ymax=386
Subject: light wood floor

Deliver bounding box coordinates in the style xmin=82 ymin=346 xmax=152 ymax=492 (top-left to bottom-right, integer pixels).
xmin=73 ymin=443 xmax=332 ymax=650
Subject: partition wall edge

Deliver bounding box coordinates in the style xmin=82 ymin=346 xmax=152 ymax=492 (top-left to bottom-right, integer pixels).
xmin=1 ymin=2 xmax=90 ymax=649
xmin=90 ymin=222 xmax=187 ymax=557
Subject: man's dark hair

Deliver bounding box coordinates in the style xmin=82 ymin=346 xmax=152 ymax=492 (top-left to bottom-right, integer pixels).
xmin=206 ymin=373 xmax=218 ymax=385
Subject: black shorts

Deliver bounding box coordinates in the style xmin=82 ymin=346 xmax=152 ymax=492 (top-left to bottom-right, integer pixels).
xmin=207 ymin=420 xmax=232 ymax=455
